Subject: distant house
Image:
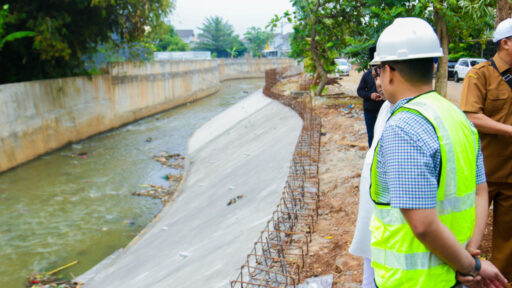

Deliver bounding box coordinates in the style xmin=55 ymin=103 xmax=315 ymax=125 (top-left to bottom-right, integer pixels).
xmin=154 ymin=51 xmax=211 ymax=61
xmin=263 ymin=32 xmax=291 ymax=58
xmin=176 ymin=29 xmax=196 ymax=45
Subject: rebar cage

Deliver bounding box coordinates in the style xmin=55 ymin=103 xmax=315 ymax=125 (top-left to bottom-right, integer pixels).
xmin=231 ymin=68 xmax=321 ymax=288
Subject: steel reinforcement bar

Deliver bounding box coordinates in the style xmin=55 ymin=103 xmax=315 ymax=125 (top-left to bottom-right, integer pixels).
xmin=231 ymin=67 xmax=320 ymax=288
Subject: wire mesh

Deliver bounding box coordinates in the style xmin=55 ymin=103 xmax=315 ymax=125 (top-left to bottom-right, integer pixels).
xmin=231 ymin=67 xmax=321 ymax=288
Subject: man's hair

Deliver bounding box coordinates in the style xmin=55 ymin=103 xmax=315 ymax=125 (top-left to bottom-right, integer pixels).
xmin=384 ymin=58 xmax=434 ymax=85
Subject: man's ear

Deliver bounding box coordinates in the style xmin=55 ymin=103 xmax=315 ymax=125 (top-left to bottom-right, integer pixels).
xmin=501 ymin=38 xmax=511 ymax=50
xmin=386 ymin=65 xmax=394 ymax=86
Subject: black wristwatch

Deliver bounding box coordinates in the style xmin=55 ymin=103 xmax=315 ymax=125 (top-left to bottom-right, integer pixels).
xmin=460 ymin=256 xmax=481 ymax=277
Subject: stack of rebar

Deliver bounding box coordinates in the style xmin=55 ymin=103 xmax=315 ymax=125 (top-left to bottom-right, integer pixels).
xmin=231 ymin=68 xmax=321 ymax=288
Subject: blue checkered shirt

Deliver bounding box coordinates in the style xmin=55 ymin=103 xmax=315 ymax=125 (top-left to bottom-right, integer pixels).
xmin=375 ymin=95 xmax=486 ymax=209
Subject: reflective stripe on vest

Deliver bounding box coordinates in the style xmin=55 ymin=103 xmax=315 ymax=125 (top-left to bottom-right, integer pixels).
xmin=374 ymin=190 xmax=476 ymax=225
xmin=370 ymin=91 xmax=478 ymax=288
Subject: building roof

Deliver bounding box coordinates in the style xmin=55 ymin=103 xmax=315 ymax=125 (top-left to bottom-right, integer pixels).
xmin=176 ymin=29 xmax=195 ymax=39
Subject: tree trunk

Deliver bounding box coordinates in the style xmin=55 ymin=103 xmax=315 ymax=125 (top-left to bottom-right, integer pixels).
xmin=496 ymin=0 xmax=512 ymax=27
xmin=434 ymin=6 xmax=448 ymax=97
xmin=315 ymin=72 xmax=329 ymax=96
xmin=310 ymin=0 xmax=328 ymax=96
xmin=312 ymin=71 xmax=320 ymax=86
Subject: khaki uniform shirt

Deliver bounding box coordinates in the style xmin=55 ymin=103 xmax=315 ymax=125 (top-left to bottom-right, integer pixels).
xmin=460 ymin=55 xmax=512 ymax=183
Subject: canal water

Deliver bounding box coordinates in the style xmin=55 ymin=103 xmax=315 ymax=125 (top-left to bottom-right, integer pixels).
xmin=0 ymin=79 xmax=264 ymax=287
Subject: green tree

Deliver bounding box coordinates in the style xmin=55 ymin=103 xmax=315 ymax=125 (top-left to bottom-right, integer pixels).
xmin=342 ymin=0 xmax=494 ymax=96
xmin=341 ymin=0 xmax=494 ymax=96
xmin=274 ymin=0 xmax=494 ymax=97
xmin=271 ymin=0 xmax=365 ymax=96
xmin=195 ymin=16 xmax=246 ymax=58
xmin=244 ymin=27 xmax=273 ymax=57
xmin=419 ymin=0 xmax=495 ymax=96
xmin=342 ymin=2 xmax=421 ymax=70
xmin=0 ymin=0 xmax=174 ymax=83
xmin=148 ymin=23 xmax=189 ymax=52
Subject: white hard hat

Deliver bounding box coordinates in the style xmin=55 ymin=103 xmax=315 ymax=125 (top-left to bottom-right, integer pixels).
xmin=371 ymin=17 xmax=443 ymax=65
xmin=494 ymin=18 xmax=512 ymax=42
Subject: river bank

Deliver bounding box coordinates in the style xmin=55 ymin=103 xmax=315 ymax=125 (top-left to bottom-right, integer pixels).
xmin=77 ymin=90 xmax=303 ymax=287
xmin=0 ymin=79 xmax=266 ymax=288
xmin=0 ymin=58 xmax=294 ymax=173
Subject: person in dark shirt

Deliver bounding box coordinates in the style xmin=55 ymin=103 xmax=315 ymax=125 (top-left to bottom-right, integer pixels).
xmin=357 ymin=67 xmax=385 ymax=146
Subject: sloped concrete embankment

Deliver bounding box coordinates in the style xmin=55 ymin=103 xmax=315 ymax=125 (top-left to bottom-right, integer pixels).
xmin=78 ymin=90 xmax=303 ymax=287
xmin=0 ymin=58 xmax=294 ymax=173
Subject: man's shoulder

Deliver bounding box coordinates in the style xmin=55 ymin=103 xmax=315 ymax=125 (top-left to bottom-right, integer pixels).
xmin=474 ymin=60 xmax=491 ymax=70
xmin=386 ymin=110 xmax=436 ymax=139
xmin=469 ymin=60 xmax=493 ymax=77
xmin=388 ymin=109 xmax=430 ymax=127
xmin=381 ymin=111 xmax=439 ymax=156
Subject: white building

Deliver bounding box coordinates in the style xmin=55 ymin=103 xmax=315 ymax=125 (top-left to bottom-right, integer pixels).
xmin=263 ymin=33 xmax=292 ymax=58
xmin=176 ymin=29 xmax=197 ymax=45
xmin=154 ymin=51 xmax=211 ymax=61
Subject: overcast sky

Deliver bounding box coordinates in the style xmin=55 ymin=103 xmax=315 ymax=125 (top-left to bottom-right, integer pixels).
xmin=171 ymin=0 xmax=294 ymax=36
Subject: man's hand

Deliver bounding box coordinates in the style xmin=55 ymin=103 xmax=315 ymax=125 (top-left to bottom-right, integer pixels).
xmin=456 ymin=259 xmax=508 ymax=288
xmin=478 ymin=259 xmax=508 ymax=288
xmin=370 ymin=92 xmax=382 ymax=101
xmin=457 ymin=273 xmax=483 ymax=288
xmin=466 ymin=243 xmax=481 ymax=257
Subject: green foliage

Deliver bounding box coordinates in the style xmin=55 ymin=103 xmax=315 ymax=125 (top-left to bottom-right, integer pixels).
xmin=147 ymin=23 xmax=189 ymax=52
xmin=244 ymin=26 xmax=273 ymax=57
xmin=343 ymin=0 xmax=495 ymax=70
xmin=276 ymin=0 xmax=495 ymax=76
xmin=195 ymin=16 xmax=246 ymax=58
xmin=342 ymin=1 xmax=422 ymax=71
xmin=0 ymin=0 xmax=174 ymax=84
xmin=0 ymin=4 xmax=35 ymax=50
xmin=270 ymin=0 xmax=365 ymax=76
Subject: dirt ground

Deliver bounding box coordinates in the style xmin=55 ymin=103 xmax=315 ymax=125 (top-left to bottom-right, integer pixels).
xmin=273 ymin=69 xmax=492 ymax=287
xmin=302 ymin=102 xmax=367 ymax=287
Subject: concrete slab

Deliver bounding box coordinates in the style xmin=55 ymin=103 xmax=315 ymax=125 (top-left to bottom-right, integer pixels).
xmin=81 ymin=90 xmax=303 ymax=288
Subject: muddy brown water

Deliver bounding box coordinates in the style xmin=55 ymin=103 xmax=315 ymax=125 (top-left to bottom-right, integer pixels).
xmin=0 ymin=79 xmax=264 ymax=287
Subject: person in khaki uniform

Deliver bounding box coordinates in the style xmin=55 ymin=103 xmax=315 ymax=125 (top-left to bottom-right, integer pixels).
xmin=460 ymin=18 xmax=512 ymax=281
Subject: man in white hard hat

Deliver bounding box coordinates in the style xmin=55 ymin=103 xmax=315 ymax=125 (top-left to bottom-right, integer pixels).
xmin=461 ymin=17 xmax=512 ymax=281
xmin=369 ymin=17 xmax=507 ymax=287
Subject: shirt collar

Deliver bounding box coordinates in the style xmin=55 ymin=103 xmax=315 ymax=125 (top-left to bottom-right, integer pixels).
xmin=390 ymin=97 xmax=415 ymax=115
xmin=389 ymin=90 xmax=435 ymax=115
xmin=493 ymin=55 xmax=511 ymax=73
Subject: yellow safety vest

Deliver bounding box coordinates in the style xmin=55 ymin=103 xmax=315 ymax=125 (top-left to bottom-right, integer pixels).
xmin=370 ymin=91 xmax=479 ymax=287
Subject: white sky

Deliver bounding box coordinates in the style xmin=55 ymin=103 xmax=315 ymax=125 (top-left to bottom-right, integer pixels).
xmin=171 ymin=0 xmax=294 ymax=36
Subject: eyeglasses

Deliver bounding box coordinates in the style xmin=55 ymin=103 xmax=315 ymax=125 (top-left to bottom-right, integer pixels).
xmin=373 ymin=64 xmax=395 ymax=77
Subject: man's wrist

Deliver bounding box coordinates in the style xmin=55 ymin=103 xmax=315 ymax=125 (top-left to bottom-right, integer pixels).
xmin=458 ymin=256 xmax=481 ymax=277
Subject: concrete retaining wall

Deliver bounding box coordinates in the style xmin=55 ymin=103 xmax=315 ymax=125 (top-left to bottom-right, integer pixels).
xmin=79 ymin=90 xmax=303 ymax=288
xmin=0 ymin=58 xmax=294 ymax=173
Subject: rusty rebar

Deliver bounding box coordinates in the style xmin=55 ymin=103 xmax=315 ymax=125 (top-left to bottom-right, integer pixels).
xmin=231 ymin=67 xmax=321 ymax=288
